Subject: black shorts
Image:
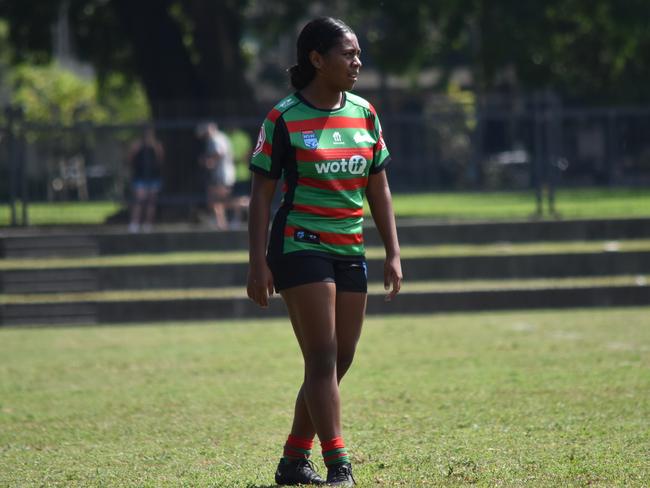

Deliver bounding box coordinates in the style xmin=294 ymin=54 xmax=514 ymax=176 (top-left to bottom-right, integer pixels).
xmin=268 ymin=254 xmax=368 ymax=293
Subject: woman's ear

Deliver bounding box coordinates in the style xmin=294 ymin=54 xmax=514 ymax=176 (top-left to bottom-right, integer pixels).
xmin=309 ymin=50 xmax=323 ymax=70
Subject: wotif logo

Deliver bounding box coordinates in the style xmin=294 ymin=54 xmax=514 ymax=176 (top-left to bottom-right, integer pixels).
xmin=315 ymin=155 xmax=367 ymax=175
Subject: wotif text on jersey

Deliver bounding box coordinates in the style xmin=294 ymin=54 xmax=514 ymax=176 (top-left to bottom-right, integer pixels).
xmin=315 ymin=156 xmax=367 ymax=175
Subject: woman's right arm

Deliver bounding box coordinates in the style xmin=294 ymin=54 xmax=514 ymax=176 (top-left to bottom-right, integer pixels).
xmin=247 ymin=172 xmax=278 ymax=307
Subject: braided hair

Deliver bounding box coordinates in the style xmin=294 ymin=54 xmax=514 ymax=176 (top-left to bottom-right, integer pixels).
xmin=289 ymin=17 xmax=354 ymax=90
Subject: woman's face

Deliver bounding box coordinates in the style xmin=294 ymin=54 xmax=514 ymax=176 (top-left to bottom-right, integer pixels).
xmin=317 ymin=32 xmax=362 ymax=92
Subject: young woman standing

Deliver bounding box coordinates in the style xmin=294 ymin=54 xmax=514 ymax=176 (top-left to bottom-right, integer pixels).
xmin=247 ymin=17 xmax=402 ymax=486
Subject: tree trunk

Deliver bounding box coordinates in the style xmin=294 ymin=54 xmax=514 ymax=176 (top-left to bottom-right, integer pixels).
xmin=111 ymin=0 xmax=254 ymax=211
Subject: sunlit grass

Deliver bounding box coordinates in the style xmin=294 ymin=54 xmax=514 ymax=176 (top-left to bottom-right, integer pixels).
xmin=386 ymin=188 xmax=650 ymax=219
xmin=0 ymin=275 xmax=647 ymax=305
xmin=2 ymin=240 xmax=650 ymax=270
xmin=0 ymin=201 xmax=121 ymax=226
xmin=1 ymin=308 xmax=648 ymax=486
xmin=1 ymin=188 xmax=649 ymax=227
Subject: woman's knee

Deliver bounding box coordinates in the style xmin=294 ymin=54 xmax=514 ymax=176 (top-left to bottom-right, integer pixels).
xmin=304 ymin=348 xmax=337 ymax=379
xmin=336 ymin=351 xmax=356 ymax=380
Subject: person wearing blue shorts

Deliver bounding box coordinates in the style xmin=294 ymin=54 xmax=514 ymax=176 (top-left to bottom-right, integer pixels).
xmin=128 ymin=126 xmax=164 ymax=233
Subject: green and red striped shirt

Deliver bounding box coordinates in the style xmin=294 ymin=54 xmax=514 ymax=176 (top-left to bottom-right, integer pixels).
xmin=250 ymin=92 xmax=390 ymax=258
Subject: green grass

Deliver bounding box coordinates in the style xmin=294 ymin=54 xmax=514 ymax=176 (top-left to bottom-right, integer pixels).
xmin=2 ymin=188 xmax=649 ymax=226
xmin=2 ymin=240 xmax=650 ymax=270
xmin=1 ymin=308 xmax=649 ymax=487
xmin=0 ymin=201 xmax=121 ymax=226
xmin=1 ymin=275 xmax=648 ymax=305
xmin=387 ymin=188 xmax=650 ymax=220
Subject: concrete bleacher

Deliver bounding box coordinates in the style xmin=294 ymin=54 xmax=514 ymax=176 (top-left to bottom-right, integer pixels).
xmin=1 ymin=217 xmax=650 ymax=326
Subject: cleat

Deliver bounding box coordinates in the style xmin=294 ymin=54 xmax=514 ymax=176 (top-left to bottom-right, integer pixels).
xmin=275 ymin=458 xmax=325 ymax=485
xmin=326 ymin=462 xmax=355 ymax=486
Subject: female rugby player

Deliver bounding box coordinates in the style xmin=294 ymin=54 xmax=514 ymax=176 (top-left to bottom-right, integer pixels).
xmin=247 ymin=17 xmax=402 ymax=486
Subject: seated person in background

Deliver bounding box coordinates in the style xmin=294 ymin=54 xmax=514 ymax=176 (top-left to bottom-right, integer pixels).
xmin=128 ymin=126 xmax=164 ymax=233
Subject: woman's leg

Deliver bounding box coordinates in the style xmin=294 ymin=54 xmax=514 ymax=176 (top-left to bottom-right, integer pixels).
xmin=334 ymin=291 xmax=367 ymax=379
xmin=144 ymin=188 xmax=158 ymax=226
xmin=281 ymin=282 xmax=340 ymax=441
xmin=129 ymin=186 xmax=147 ymax=231
xmin=210 ymin=184 xmax=232 ymax=229
xmin=285 ymin=288 xmax=367 ymax=439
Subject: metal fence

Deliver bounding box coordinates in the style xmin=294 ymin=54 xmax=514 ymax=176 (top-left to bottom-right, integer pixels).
xmin=3 ymin=95 xmax=650 ymax=226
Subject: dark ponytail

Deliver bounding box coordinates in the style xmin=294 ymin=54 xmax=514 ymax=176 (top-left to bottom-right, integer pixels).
xmin=289 ymin=17 xmax=354 ymax=90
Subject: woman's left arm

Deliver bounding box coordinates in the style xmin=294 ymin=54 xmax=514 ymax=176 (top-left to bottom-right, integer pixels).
xmin=366 ymin=170 xmax=402 ymax=301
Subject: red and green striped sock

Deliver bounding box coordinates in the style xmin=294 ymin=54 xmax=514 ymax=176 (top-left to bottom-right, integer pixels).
xmin=321 ymin=436 xmax=350 ymax=467
xmin=283 ymin=434 xmax=314 ymax=462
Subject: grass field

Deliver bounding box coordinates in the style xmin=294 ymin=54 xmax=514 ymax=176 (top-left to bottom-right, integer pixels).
xmin=2 ymin=188 xmax=650 ymax=226
xmin=1 ymin=308 xmax=648 ymax=487
xmin=2 ymin=239 xmax=650 ymax=270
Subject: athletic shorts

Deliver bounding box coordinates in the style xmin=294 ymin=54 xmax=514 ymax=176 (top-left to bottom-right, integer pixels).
xmin=267 ymin=254 xmax=368 ymax=293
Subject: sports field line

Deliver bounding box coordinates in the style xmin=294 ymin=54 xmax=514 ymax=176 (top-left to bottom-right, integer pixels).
xmin=2 ymin=239 xmax=650 ymax=270
xmin=1 ymin=275 xmax=647 ymax=304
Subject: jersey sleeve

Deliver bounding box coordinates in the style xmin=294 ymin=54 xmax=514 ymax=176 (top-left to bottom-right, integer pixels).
xmin=250 ymin=109 xmax=289 ymax=179
xmin=369 ymin=107 xmax=391 ymax=174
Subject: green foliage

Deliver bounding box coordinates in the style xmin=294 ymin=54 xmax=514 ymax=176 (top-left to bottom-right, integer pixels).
xmin=8 ymin=63 xmax=148 ymax=124
xmin=3 ymin=0 xmax=650 ymax=115
xmin=428 ymin=0 xmax=650 ymax=102
xmin=10 ymin=63 xmax=108 ymax=124
xmin=96 ymin=71 xmax=150 ymax=123
xmin=0 ymin=19 xmax=11 ymax=123
xmin=227 ymin=129 xmax=252 ymax=182
xmin=350 ymin=1 xmax=438 ymax=75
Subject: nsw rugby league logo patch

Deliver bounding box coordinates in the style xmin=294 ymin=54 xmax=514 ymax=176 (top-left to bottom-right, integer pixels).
xmin=302 ymin=130 xmax=318 ymax=149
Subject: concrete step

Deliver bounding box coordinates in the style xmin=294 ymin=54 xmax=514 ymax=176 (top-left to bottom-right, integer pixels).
xmin=1 ymin=302 xmax=97 ymax=326
xmin=1 ymin=268 xmax=98 ymax=293
xmin=1 ymin=235 xmax=98 ymax=258
xmin=1 ymin=284 xmax=648 ymax=326
xmin=2 ymin=217 xmax=650 ymax=257
xmin=3 ymin=251 xmax=649 ymax=292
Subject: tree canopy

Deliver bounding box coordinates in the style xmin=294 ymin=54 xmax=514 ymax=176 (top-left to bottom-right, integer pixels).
xmin=1 ymin=0 xmax=650 ymax=120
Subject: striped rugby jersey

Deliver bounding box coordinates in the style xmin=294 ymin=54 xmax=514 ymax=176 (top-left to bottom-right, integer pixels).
xmin=250 ymin=92 xmax=390 ymax=259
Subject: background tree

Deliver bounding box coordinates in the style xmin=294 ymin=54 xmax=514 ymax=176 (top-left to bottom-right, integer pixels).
xmin=2 ymin=0 xmax=650 ymax=208
xmin=4 ymin=0 xmax=650 ymax=113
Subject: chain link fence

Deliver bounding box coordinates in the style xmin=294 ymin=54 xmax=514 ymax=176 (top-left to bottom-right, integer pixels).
xmin=3 ymin=94 xmax=650 ymax=226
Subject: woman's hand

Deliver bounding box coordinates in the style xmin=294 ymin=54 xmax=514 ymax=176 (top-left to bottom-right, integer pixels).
xmin=383 ymin=253 xmax=402 ymax=301
xmin=247 ymin=260 xmax=275 ymax=307
xmin=247 ymin=173 xmax=278 ymax=308
xmin=366 ymin=171 xmax=402 ymax=302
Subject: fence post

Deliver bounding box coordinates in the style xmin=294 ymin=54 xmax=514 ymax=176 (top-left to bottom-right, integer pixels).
xmin=469 ymin=98 xmax=483 ymax=188
xmin=546 ymin=90 xmax=562 ymax=218
xmin=532 ymin=92 xmax=544 ymax=217
xmin=18 ymin=108 xmax=28 ymax=226
xmin=5 ymin=105 xmax=19 ymax=226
